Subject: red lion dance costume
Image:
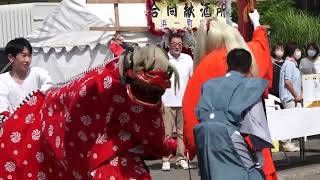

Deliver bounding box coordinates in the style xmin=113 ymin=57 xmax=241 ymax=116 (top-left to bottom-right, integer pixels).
xmin=182 ymin=4 xmax=278 ymax=180
xmin=0 ymin=45 xmax=178 ymax=180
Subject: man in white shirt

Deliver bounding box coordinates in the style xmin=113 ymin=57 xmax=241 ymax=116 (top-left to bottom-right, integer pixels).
xmin=161 ymin=33 xmax=193 ymax=170
xmin=0 ymin=38 xmax=53 ymax=125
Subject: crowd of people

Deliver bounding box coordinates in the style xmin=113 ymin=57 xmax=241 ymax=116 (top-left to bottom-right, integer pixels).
xmin=270 ymin=41 xmax=320 ymax=152
xmin=1 ymin=6 xmax=320 ymax=180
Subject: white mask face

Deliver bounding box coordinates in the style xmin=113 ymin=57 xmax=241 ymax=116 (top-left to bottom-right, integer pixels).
xmin=307 ymin=50 xmax=317 ymax=57
xmin=294 ymin=50 xmax=301 ymax=60
xmin=275 ymin=50 xmax=284 ymax=58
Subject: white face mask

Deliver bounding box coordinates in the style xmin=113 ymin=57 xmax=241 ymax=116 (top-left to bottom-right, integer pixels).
xmin=294 ymin=50 xmax=301 ymax=60
xmin=307 ymin=50 xmax=317 ymax=57
xmin=275 ymin=50 xmax=284 ymax=58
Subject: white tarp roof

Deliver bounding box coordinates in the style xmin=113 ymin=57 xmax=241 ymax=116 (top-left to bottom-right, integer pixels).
xmin=27 ymin=0 xmax=114 ymax=53
xmin=27 ymin=0 xmax=161 ymax=84
xmin=27 ymin=0 xmax=160 ymax=53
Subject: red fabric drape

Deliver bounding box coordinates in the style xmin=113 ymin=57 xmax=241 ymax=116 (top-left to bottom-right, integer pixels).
xmin=237 ymin=0 xmax=256 ymax=42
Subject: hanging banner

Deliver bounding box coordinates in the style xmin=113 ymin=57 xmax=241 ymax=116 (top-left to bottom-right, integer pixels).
xmin=146 ymin=0 xmax=232 ymax=35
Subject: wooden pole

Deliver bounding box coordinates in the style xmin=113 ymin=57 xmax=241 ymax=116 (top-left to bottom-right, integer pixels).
xmin=87 ymin=0 xmax=147 ymax=32
xmin=114 ymin=1 xmax=120 ymax=32
xmin=87 ymin=0 xmax=145 ymax=3
xmin=89 ymin=26 xmax=148 ymax=32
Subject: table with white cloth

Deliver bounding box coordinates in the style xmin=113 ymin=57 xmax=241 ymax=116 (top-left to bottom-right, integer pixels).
xmin=267 ymin=107 xmax=320 ymax=160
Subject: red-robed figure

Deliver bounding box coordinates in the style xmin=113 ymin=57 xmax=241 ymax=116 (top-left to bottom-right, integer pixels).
xmin=182 ymin=9 xmax=278 ymax=180
xmin=0 ymin=45 xmax=178 ymax=180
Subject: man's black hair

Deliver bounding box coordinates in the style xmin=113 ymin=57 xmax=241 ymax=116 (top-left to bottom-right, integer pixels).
xmin=284 ymin=42 xmax=298 ymax=57
xmin=227 ymin=48 xmax=252 ymax=73
xmin=271 ymin=42 xmax=284 ymax=58
xmin=306 ymin=42 xmax=319 ymax=58
xmin=168 ymin=33 xmax=183 ymax=43
xmin=4 ymin=37 xmax=32 ymax=57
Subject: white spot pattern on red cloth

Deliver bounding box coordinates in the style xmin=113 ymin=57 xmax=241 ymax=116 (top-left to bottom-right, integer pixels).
xmin=10 ymin=132 xmax=21 ymax=143
xmin=104 ymin=76 xmax=112 ymax=89
xmin=5 ymin=161 xmax=15 ymax=172
xmin=121 ymin=158 xmax=127 ymax=167
xmin=48 ymin=107 xmax=53 ymax=117
xmin=112 ymin=145 xmax=118 ymax=151
xmin=79 ymin=85 xmax=87 ymax=97
xmin=109 ymin=157 xmax=118 ymax=167
xmin=134 ymin=164 xmax=147 ymax=175
xmin=55 ymin=136 xmax=61 ymax=148
xmin=93 ymin=153 xmax=98 ymax=160
xmin=105 ymin=108 xmax=114 ymax=124
xmin=36 ymin=152 xmax=44 ymax=163
xmin=113 ymin=95 xmax=125 ymax=103
xmin=27 ymin=96 xmax=37 ymax=106
xmin=41 ymin=120 xmax=46 ymax=131
xmin=80 ymin=115 xmax=92 ymax=126
xmin=119 ymin=112 xmax=130 ymax=126
xmin=78 ymin=131 xmax=88 ymax=142
xmin=25 ymin=113 xmax=35 ymax=124
xmin=118 ymin=131 xmax=131 ymax=142
xmin=72 ymin=170 xmax=82 ymax=180
xmin=90 ymin=133 xmax=96 ymax=139
xmin=32 ymin=129 xmax=41 ymax=141
xmin=37 ymin=171 xmax=46 ymax=180
xmin=95 ymin=133 xmax=107 ymax=144
xmin=131 ymin=105 xmax=143 ymax=113
xmin=152 ymin=118 xmax=161 ymax=129
xmin=48 ymin=125 xmax=53 ymax=137
xmin=0 ymin=62 xmax=165 ymax=180
xmin=133 ymin=123 xmax=140 ymax=133
xmin=59 ymin=94 xmax=64 ymax=105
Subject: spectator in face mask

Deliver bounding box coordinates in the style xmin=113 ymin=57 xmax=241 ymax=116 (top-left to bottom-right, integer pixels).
xmin=279 ymin=42 xmax=302 ymax=152
xmin=270 ymin=43 xmax=285 ymax=98
xmin=299 ymin=42 xmax=320 ymax=74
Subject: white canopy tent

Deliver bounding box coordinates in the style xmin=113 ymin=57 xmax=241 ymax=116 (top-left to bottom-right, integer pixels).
xmin=28 ymin=0 xmax=161 ymax=84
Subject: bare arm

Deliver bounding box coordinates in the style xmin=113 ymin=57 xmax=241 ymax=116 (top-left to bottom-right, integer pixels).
xmin=284 ymin=79 xmax=302 ymax=102
xmin=0 ymin=90 xmax=10 ymax=125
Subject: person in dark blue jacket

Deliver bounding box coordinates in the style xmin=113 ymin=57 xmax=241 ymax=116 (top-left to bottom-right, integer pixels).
xmin=194 ymin=48 xmax=273 ymax=180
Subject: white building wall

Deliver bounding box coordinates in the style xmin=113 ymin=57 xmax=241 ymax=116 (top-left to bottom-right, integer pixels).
xmin=0 ymin=3 xmax=57 ymax=48
xmin=0 ymin=0 xmax=147 ymax=48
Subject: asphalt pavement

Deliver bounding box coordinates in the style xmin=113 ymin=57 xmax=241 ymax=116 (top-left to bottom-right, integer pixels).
xmin=147 ymin=135 xmax=320 ymax=180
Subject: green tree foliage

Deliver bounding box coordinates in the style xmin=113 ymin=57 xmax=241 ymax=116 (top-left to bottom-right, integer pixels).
xmin=258 ymin=0 xmax=320 ymax=53
xmin=233 ymin=0 xmax=320 ymax=54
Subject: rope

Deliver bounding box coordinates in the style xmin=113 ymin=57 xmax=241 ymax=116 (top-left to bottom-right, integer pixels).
xmin=55 ymin=58 xmax=117 ymax=87
xmin=0 ymin=61 xmax=12 ymax=73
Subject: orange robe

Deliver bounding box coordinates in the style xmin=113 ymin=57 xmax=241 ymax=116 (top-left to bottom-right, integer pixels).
xmin=182 ymin=26 xmax=277 ymax=180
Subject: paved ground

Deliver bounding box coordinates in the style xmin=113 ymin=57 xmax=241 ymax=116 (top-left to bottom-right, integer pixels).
xmin=146 ymin=135 xmax=320 ymax=180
